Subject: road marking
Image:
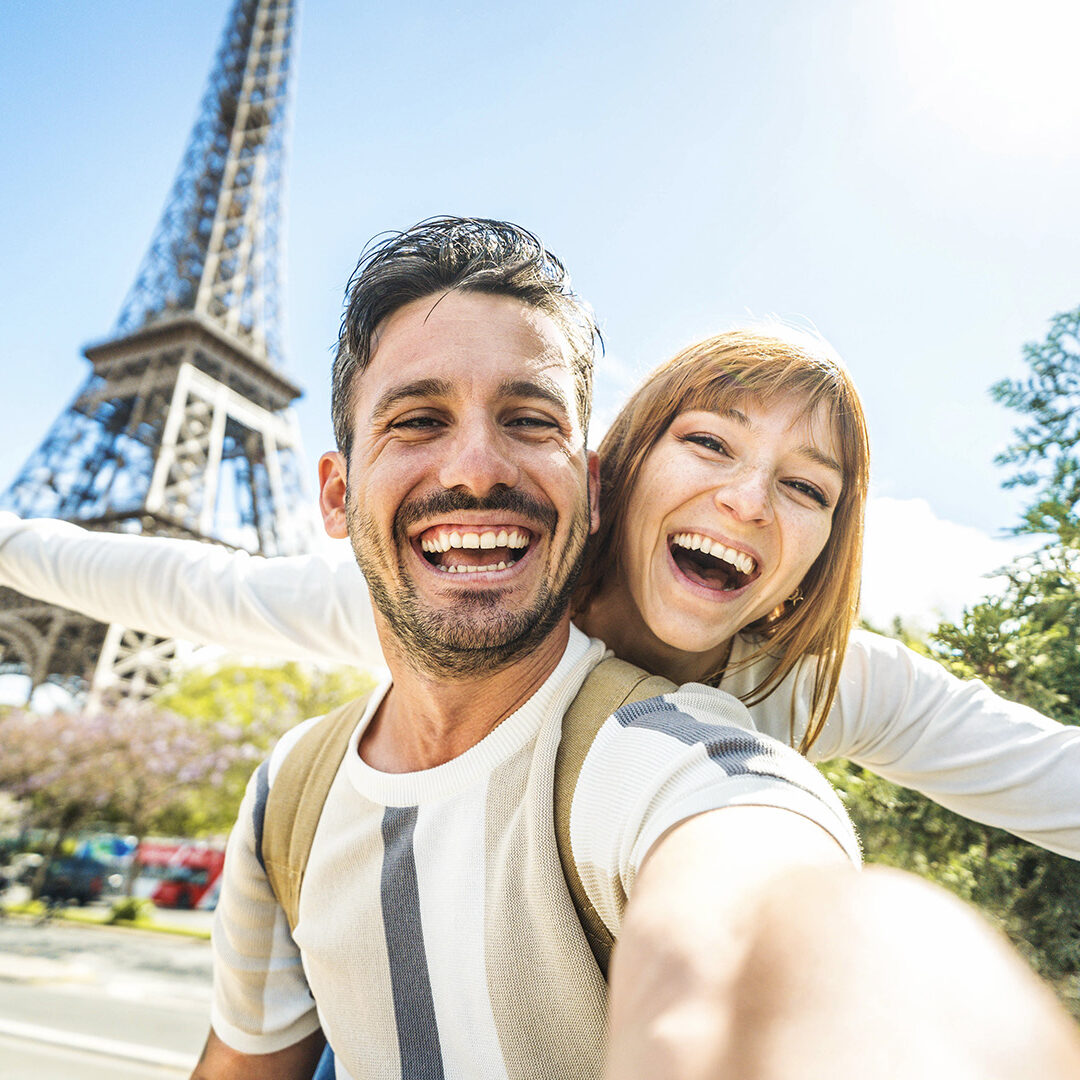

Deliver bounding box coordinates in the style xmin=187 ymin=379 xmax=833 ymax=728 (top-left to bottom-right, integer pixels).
xmin=0 ymin=1017 xmax=197 ymax=1070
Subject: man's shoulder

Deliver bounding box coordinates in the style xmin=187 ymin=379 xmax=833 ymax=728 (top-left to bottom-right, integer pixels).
xmin=604 ymin=679 xmax=757 ymax=733
xmin=579 ymin=678 xmax=844 ymax=814
xmin=561 ymin=636 xmax=772 ymax=752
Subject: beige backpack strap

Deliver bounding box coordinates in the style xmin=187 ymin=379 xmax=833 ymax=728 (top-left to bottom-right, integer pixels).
xmin=554 ymin=657 xmax=676 ymax=977
xmin=259 ymin=694 xmax=372 ymax=932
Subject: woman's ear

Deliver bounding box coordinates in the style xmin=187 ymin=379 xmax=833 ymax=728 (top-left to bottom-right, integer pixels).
xmin=318 ymin=451 xmax=349 ymax=539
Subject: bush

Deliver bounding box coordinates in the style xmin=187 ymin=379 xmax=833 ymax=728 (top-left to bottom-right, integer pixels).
xmin=109 ymin=896 xmax=153 ymax=924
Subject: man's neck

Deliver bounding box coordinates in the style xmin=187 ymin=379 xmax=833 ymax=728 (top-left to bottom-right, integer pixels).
xmin=360 ymin=620 xmax=573 ymax=773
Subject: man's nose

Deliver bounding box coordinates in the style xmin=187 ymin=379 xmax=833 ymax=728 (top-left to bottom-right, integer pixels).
xmin=437 ymin=418 xmax=520 ymax=496
xmin=714 ymin=468 xmax=774 ymax=524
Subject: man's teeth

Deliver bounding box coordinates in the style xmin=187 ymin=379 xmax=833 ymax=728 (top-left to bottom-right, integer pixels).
xmin=436 ymin=562 xmax=511 ymax=574
xmin=671 ymin=533 xmax=755 ymax=575
xmin=421 ymin=528 xmax=530 ymax=554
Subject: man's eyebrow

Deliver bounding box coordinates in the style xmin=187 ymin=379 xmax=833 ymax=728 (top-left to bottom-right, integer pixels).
xmin=370 ymin=378 xmax=453 ymax=423
xmin=497 ymin=377 xmax=572 ymax=416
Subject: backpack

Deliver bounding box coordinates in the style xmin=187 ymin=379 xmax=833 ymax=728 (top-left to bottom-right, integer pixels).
xmin=256 ymin=656 xmax=675 ymax=977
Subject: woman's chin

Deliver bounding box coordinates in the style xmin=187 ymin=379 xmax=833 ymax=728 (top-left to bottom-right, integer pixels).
xmin=647 ymin=611 xmax=739 ymax=665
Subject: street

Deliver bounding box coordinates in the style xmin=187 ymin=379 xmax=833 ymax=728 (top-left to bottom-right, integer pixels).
xmin=0 ymin=915 xmax=212 ymax=1078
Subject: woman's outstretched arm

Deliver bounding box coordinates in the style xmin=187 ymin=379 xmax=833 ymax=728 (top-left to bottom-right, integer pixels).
xmin=0 ymin=513 xmax=383 ymax=669
xmin=729 ymin=628 xmax=1080 ymax=860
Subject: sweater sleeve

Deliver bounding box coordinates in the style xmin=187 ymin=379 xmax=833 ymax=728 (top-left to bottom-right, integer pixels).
xmin=569 ymin=683 xmax=861 ymax=936
xmin=0 ymin=512 xmax=383 ymax=669
xmin=210 ymin=761 xmax=322 ymax=1053
xmin=738 ymin=629 xmax=1080 ymax=860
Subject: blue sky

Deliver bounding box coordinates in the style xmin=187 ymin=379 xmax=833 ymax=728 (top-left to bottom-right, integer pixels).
xmin=2 ymin=0 xmax=1079 ymax=627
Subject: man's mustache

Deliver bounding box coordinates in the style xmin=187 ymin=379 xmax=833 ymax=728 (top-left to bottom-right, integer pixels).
xmin=394 ymin=489 xmax=558 ymax=541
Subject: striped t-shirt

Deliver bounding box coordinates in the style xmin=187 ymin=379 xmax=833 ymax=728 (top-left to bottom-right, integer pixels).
xmin=210 ymin=628 xmax=860 ymax=1079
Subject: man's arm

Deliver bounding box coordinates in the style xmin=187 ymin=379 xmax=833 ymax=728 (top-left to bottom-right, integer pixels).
xmin=605 ymin=806 xmax=1080 ymax=1080
xmin=205 ymin=756 xmax=325 ymax=1070
xmin=604 ymin=806 xmax=846 ymax=1079
xmin=191 ymin=1027 xmax=325 ymax=1080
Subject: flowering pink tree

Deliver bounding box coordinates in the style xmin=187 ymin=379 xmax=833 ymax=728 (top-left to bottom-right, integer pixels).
xmin=0 ymin=662 xmax=375 ymax=896
xmin=0 ymin=705 xmax=260 ymax=894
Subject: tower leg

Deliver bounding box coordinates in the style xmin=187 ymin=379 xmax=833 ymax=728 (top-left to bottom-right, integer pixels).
xmin=89 ymin=622 xmax=189 ymax=707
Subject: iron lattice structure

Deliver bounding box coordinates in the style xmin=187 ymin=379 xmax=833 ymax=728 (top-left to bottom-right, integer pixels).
xmin=1 ymin=0 xmax=307 ymax=704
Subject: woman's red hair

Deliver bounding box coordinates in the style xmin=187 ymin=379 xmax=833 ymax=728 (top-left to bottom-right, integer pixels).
xmin=575 ymin=327 xmax=870 ymax=752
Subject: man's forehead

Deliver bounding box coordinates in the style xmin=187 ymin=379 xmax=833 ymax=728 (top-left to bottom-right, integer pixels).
xmin=370 ymin=291 xmax=570 ymax=353
xmin=358 ymin=292 xmax=578 ymax=411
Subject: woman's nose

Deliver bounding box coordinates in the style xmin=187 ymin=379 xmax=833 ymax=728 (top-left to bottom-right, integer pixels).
xmin=713 ymin=469 xmax=773 ymax=524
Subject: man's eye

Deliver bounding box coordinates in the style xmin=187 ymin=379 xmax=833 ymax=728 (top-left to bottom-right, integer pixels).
xmin=508 ymin=415 xmax=559 ymax=430
xmin=392 ymin=416 xmax=441 ymax=431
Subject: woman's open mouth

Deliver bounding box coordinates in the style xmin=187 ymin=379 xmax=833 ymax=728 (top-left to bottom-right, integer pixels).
xmin=669 ymin=532 xmax=759 ymax=592
xmin=418 ymin=525 xmax=534 ymax=574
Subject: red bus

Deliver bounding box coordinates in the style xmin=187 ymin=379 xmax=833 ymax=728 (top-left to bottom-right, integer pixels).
xmin=135 ymin=840 xmax=226 ymax=910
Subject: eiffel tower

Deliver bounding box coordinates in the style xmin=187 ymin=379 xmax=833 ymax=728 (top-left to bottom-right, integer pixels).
xmin=0 ymin=0 xmax=306 ymax=703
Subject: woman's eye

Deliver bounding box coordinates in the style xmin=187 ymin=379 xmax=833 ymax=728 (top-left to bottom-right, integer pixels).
xmin=683 ymin=433 xmax=728 ymax=455
xmin=785 ymin=479 xmax=830 ymax=508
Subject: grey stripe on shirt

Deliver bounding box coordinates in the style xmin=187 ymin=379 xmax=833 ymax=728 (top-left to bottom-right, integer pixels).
xmin=381 ymin=805 xmax=445 ymax=1080
xmin=252 ymin=759 xmax=270 ymax=873
xmin=612 ymin=697 xmax=826 ymax=800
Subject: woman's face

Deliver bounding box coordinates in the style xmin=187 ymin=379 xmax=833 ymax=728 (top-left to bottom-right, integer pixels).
xmin=620 ymin=396 xmax=843 ymax=657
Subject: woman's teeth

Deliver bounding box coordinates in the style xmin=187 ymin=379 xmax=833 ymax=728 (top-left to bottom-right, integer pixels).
xmin=671 ymin=533 xmax=756 ymax=575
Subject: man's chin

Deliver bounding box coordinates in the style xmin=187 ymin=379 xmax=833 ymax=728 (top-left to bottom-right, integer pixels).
xmin=395 ymin=609 xmax=554 ymax=678
xmin=367 ymin=581 xmax=573 ymax=678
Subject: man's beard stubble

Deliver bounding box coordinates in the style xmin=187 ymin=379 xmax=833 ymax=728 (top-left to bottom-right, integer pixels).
xmin=346 ymin=488 xmax=592 ymax=679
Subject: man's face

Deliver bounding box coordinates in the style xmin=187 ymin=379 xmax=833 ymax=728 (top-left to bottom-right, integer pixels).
xmin=319 ymin=290 xmax=599 ymax=677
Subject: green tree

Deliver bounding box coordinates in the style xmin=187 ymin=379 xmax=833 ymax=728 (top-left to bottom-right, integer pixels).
xmin=992 ymin=304 xmax=1080 ymax=535
xmin=152 ymin=661 xmax=375 ymax=834
xmin=0 ymin=662 xmax=376 ymax=895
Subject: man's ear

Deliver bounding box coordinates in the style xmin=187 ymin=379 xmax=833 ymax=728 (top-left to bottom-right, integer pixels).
xmin=587 ymin=450 xmax=601 ymax=536
xmin=318 ymin=451 xmax=349 ymax=539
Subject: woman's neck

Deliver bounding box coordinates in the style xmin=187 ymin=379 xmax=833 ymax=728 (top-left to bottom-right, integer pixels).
xmin=576 ymin=581 xmax=733 ymax=686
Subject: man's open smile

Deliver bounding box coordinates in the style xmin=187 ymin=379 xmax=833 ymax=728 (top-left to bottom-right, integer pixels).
xmin=416 ymin=523 xmax=537 ymax=575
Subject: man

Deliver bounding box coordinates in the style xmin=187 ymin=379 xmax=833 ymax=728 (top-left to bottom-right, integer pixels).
xmin=186 ymin=217 xmax=1080 ymax=1080
xmin=190 ymin=217 xmax=871 ymax=1078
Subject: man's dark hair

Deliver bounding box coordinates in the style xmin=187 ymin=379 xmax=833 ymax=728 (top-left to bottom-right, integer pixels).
xmin=331 ymin=216 xmax=600 ymax=459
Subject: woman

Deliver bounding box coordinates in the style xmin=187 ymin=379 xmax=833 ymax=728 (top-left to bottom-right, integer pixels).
xmin=1 ymin=327 xmax=1077 ymax=858
xmin=575 ymin=327 xmax=867 ymax=755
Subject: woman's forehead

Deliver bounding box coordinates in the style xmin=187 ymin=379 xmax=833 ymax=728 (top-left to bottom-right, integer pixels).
xmin=679 ymin=387 xmax=841 ymax=439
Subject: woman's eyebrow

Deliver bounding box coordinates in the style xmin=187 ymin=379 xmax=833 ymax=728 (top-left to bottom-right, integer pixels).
xmin=719 ymin=408 xmax=843 ymax=475
xmin=797 ymin=445 xmax=843 ymax=475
